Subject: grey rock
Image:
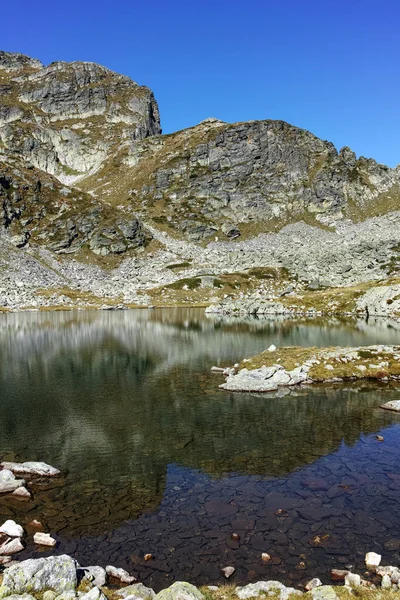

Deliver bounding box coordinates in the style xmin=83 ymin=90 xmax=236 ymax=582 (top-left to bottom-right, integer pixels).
xmin=311 ymin=586 xmax=339 ymax=600
xmin=236 ymin=581 xmax=301 ymax=600
xmin=0 ymin=480 xmax=26 ymax=494
xmin=1 ymin=461 xmax=60 ymax=477
xmin=115 ymin=584 xmax=155 ymax=600
xmin=154 ymin=583 xmax=203 ymax=600
xmin=77 ymin=567 xmax=107 ymax=588
xmin=0 ymin=555 xmax=78 ymax=597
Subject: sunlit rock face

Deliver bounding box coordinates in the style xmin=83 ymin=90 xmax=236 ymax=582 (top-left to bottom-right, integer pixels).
xmin=0 ymin=51 xmax=161 ymax=183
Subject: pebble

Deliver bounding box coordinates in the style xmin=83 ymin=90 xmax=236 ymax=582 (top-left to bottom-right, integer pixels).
xmin=0 ymin=520 xmax=24 ymax=538
xmin=222 ymin=566 xmax=235 ymax=578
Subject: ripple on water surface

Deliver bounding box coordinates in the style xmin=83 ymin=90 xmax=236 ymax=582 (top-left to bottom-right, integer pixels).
xmin=0 ymin=309 xmax=400 ymax=589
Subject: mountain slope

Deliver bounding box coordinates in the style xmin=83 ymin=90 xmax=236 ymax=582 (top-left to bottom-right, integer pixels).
xmin=0 ymin=50 xmax=399 ymax=312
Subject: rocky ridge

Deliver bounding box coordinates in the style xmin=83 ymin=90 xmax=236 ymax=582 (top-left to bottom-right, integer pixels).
xmin=0 ymin=51 xmax=399 ymax=311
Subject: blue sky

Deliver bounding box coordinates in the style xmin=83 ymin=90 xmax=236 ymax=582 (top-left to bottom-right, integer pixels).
xmin=2 ymin=0 xmax=399 ymax=166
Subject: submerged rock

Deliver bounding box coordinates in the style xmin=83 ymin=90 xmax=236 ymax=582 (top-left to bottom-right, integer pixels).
xmin=105 ymin=565 xmax=136 ymax=584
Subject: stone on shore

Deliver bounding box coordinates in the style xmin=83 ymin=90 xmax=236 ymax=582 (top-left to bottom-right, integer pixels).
xmin=344 ymin=573 xmax=361 ymax=588
xmin=33 ymin=532 xmax=57 ymax=547
xmin=310 ymin=586 xmax=339 ymax=600
xmin=105 ymin=565 xmax=136 ymax=584
xmin=376 ymin=566 xmax=400 ymax=583
xmin=77 ymin=566 xmax=107 ymax=588
xmin=12 ymin=486 xmax=32 ymax=499
xmin=0 ymin=555 xmax=78 ymax=597
xmin=0 ymin=470 xmax=15 ymax=482
xmin=365 ymin=552 xmax=381 ymax=569
xmin=80 ymin=588 xmax=108 ymax=600
xmin=154 ymin=582 xmax=203 ymax=600
xmin=0 ymin=520 xmax=24 ymax=538
xmin=0 ymin=537 xmax=24 ymax=556
xmin=305 ymin=579 xmax=322 ymax=591
xmin=380 ymin=400 xmax=400 ymax=412
xmin=236 ymin=581 xmax=301 ymax=600
xmin=0 ymin=480 xmax=26 ymax=494
xmin=1 ymin=461 xmax=60 ymax=477
xmin=115 ymin=583 xmax=155 ymax=600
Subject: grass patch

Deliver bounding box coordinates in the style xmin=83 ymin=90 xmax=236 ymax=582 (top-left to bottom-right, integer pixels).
xmin=240 ymin=344 xmax=400 ymax=381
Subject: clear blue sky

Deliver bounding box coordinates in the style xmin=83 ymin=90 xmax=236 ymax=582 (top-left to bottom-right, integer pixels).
xmin=2 ymin=0 xmax=399 ymax=166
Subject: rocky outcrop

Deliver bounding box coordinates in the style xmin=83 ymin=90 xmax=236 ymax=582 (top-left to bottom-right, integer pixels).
xmin=105 ymin=118 xmax=400 ymax=241
xmin=0 ymin=51 xmax=161 ymax=183
xmin=0 ymin=157 xmax=148 ymax=255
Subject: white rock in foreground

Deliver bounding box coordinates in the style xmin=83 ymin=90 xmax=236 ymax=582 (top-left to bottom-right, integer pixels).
xmin=1 ymin=461 xmax=60 ymax=477
xmin=0 ymin=520 xmax=24 ymax=538
xmin=365 ymin=551 xmax=381 ymax=569
xmin=33 ymin=532 xmax=56 ymax=547
xmin=0 ymin=555 xmax=77 ymax=595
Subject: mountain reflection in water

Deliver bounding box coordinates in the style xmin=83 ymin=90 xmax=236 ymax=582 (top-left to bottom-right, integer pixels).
xmin=0 ymin=309 xmax=400 ymax=588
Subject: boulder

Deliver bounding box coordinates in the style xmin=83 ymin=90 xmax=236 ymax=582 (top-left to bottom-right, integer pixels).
xmin=1 ymin=461 xmax=60 ymax=477
xmin=0 ymin=520 xmax=24 ymax=538
xmin=365 ymin=552 xmax=381 ymax=569
xmin=115 ymin=584 xmax=155 ymax=600
xmin=344 ymin=573 xmax=361 ymax=588
xmin=154 ymin=582 xmax=203 ymax=600
xmin=77 ymin=566 xmax=107 ymax=588
xmin=311 ymin=587 xmax=339 ymax=600
xmin=236 ymin=581 xmax=301 ymax=600
xmin=0 ymin=555 xmax=78 ymax=597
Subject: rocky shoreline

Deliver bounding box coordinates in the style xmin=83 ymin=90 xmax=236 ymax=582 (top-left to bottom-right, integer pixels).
xmin=215 ymin=345 xmax=400 ymax=393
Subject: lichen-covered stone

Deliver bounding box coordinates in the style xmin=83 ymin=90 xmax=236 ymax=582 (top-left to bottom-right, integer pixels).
xmin=0 ymin=555 xmax=78 ymax=597
xmin=154 ymin=582 xmax=203 ymax=600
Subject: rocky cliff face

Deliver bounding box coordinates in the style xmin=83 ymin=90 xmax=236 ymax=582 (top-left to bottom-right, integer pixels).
xmin=123 ymin=118 xmax=400 ymax=240
xmin=0 ymin=51 xmax=161 ymax=184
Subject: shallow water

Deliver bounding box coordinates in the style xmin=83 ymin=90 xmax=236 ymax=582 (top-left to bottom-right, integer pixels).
xmin=1 ymin=309 xmax=400 ymax=589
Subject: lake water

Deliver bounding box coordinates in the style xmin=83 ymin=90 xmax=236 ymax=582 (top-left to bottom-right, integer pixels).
xmin=1 ymin=308 xmax=400 ymax=590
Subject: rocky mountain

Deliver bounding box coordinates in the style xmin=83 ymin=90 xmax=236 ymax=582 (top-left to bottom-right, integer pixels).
xmin=0 ymin=50 xmax=399 ymax=312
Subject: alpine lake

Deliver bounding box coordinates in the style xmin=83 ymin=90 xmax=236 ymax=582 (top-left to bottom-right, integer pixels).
xmin=1 ymin=308 xmax=400 ymax=590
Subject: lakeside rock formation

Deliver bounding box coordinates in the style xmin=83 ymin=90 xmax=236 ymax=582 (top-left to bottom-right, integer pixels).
xmin=0 ymin=50 xmax=399 ymax=311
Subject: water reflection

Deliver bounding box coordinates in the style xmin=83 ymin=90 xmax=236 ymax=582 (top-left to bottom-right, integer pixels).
xmin=0 ymin=309 xmax=400 ymax=587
